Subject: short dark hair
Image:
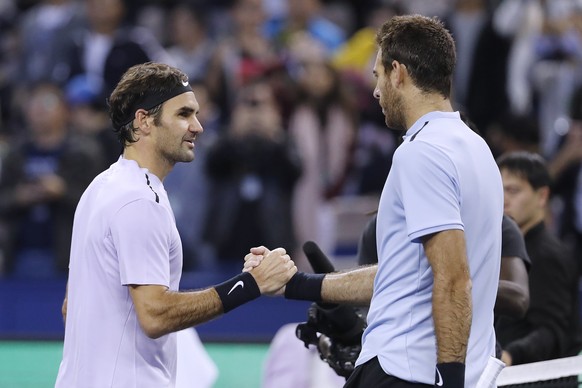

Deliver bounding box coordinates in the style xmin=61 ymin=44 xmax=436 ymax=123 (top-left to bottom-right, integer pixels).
xmin=497 ymin=151 xmax=552 ymax=189
xmin=375 ymin=14 xmax=456 ymax=98
xmin=108 ymin=62 xmax=189 ymax=147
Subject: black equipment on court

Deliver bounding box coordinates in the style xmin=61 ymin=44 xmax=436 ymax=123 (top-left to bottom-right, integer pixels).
xmin=295 ymin=241 xmax=367 ymax=379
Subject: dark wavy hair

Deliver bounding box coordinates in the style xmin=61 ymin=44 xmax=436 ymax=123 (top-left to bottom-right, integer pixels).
xmin=375 ymin=14 xmax=456 ymax=98
xmin=497 ymin=151 xmax=552 ymax=189
xmin=107 ymin=62 xmax=189 ymax=148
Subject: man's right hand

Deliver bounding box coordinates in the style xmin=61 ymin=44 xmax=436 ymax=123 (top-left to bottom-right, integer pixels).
xmin=247 ymin=247 xmax=296 ymax=295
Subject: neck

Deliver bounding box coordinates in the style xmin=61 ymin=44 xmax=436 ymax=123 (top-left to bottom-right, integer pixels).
xmin=123 ymin=145 xmax=171 ymax=181
xmin=404 ymin=91 xmax=453 ymax=129
xmin=33 ymin=128 xmax=67 ymax=150
xmin=520 ymin=212 xmax=545 ymax=235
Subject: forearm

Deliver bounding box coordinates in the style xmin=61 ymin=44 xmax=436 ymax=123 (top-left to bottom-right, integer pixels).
xmin=432 ymin=275 xmax=472 ymax=363
xmin=130 ymin=287 xmax=223 ymax=339
xmin=424 ymin=230 xmax=472 ymax=364
xmin=62 ymin=282 xmax=68 ymax=325
xmin=504 ymin=327 xmax=557 ymax=364
xmin=321 ymin=265 xmax=376 ymax=305
xmin=495 ymin=280 xmax=529 ymax=318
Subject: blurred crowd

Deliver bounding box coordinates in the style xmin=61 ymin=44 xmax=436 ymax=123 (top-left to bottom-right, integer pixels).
xmin=1 ymin=0 xmax=582 ymax=282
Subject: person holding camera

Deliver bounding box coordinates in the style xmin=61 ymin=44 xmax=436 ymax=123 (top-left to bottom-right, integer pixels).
xmin=202 ymin=76 xmax=302 ymax=270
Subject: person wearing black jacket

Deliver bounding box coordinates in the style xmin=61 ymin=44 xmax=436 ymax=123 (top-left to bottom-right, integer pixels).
xmin=203 ymin=77 xmax=302 ymax=266
xmin=497 ymin=151 xmax=582 ymax=366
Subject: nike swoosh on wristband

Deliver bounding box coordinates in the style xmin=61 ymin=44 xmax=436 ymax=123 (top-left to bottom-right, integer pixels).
xmin=436 ymin=367 xmax=444 ymax=387
xmin=227 ymin=280 xmax=245 ymax=295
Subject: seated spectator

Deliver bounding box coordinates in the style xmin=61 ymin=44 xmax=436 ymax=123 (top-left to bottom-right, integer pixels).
xmin=496 ymin=151 xmax=582 ymax=365
xmin=0 ymin=83 xmax=102 ymax=278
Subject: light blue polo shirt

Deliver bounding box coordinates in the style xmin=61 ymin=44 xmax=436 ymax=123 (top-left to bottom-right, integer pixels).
xmin=356 ymin=111 xmax=503 ymax=387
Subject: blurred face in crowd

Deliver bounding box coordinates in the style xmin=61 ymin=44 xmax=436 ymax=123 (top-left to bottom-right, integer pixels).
xmin=26 ymin=85 xmax=69 ymax=135
xmin=373 ymin=50 xmax=405 ymax=131
xmin=501 ymin=168 xmax=548 ymax=232
xmin=87 ymin=0 xmax=125 ymax=33
xmin=233 ymin=0 xmax=265 ymax=31
xmin=230 ymin=81 xmax=282 ymax=140
xmin=152 ymin=92 xmax=203 ymax=165
xmin=297 ymin=59 xmax=335 ymax=99
xmin=169 ymin=6 xmax=204 ymax=48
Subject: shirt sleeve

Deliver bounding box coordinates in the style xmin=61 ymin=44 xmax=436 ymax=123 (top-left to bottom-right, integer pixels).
xmin=394 ymin=141 xmax=464 ymax=242
xmin=110 ymin=198 xmax=173 ymax=287
xmin=501 ymin=215 xmax=531 ymax=270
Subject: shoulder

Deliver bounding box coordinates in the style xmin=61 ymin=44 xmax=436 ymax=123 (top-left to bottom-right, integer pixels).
xmin=394 ymin=137 xmax=454 ymax=173
xmin=103 ymin=164 xmax=162 ymax=205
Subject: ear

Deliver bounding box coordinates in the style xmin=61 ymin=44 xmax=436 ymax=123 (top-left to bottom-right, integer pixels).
xmin=390 ymin=60 xmax=408 ymax=88
xmin=135 ymin=109 xmax=152 ymax=135
xmin=537 ymin=186 xmax=550 ymax=206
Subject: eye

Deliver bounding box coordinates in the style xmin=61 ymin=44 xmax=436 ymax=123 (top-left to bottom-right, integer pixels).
xmin=505 ymin=187 xmax=520 ymax=195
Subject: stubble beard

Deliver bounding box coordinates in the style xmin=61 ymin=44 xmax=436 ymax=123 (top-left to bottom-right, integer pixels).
xmin=159 ymin=141 xmax=195 ymax=168
xmin=381 ymin=82 xmax=406 ymax=131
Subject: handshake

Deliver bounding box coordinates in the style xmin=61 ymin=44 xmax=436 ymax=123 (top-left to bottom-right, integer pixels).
xmin=243 ymin=242 xmax=366 ymax=379
xmin=242 ymin=246 xmax=297 ymax=295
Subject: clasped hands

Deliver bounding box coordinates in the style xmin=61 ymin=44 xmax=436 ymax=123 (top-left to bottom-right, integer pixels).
xmin=243 ymin=246 xmax=295 ymax=295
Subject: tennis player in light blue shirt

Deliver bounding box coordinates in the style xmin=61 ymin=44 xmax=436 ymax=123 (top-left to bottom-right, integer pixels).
xmin=356 ymin=110 xmax=503 ymax=387
xmin=247 ymin=15 xmax=504 ymax=388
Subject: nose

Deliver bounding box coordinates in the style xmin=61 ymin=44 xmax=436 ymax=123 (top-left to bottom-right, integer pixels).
xmin=373 ymin=87 xmax=380 ymax=100
xmin=503 ymin=198 xmax=510 ymax=212
xmin=190 ymin=116 xmax=203 ymax=134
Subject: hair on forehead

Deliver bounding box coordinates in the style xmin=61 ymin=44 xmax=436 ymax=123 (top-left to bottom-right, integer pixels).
xmin=497 ymin=151 xmax=551 ymax=189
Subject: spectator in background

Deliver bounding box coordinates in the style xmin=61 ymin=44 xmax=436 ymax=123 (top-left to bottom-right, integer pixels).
xmin=444 ymin=0 xmax=511 ymax=137
xmin=487 ymin=113 xmax=541 ymax=158
xmin=0 ymin=82 xmax=102 ymax=278
xmin=498 ymin=0 xmax=582 ymax=158
xmin=64 ymin=75 xmax=120 ymax=170
xmin=264 ymin=0 xmax=346 ymax=55
xmin=206 ymin=0 xmax=280 ymax=124
xmin=16 ymin=0 xmax=84 ymax=86
xmin=203 ymin=76 xmax=301 ymax=269
xmin=286 ymin=34 xmax=356 ymax=269
xmin=496 ymin=151 xmax=582 ymax=365
xmin=549 ymin=85 xmax=582 ymax=277
xmin=52 ymin=0 xmax=173 ymax=101
xmin=332 ymin=3 xmax=402 ymax=196
xmin=165 ymin=80 xmax=221 ymax=271
xmin=165 ymin=2 xmax=215 ymax=83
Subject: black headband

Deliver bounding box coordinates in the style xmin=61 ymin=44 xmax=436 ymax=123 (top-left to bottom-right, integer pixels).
xmin=120 ymin=82 xmax=192 ymax=126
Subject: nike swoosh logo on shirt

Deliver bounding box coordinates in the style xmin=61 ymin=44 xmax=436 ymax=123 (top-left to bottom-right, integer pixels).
xmin=227 ymin=280 xmax=245 ymax=295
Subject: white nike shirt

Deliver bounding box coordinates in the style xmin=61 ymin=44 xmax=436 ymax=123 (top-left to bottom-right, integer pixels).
xmin=56 ymin=157 xmax=183 ymax=388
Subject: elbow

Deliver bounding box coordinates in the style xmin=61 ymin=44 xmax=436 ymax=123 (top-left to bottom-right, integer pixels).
xmin=135 ymin=305 xmax=168 ymax=339
xmin=140 ymin=319 xmax=167 ymax=339
xmin=515 ymin=289 xmax=530 ymax=319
